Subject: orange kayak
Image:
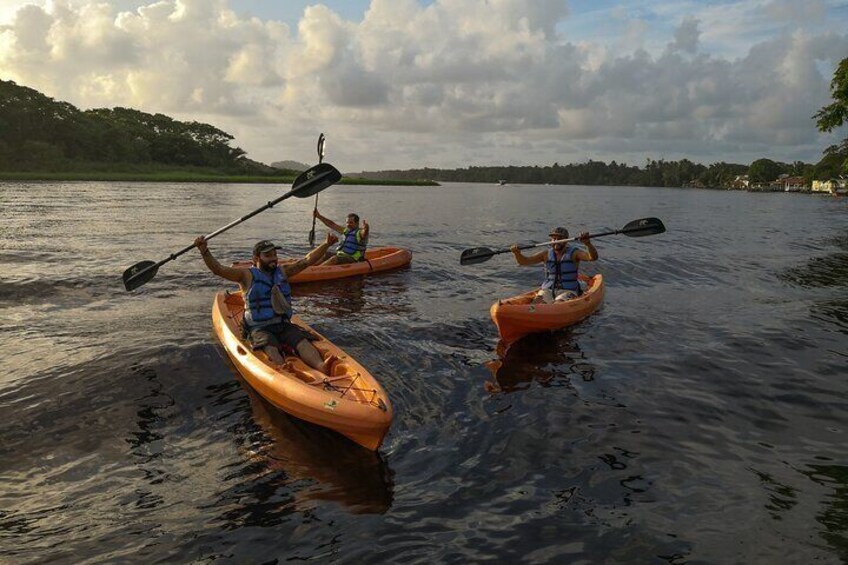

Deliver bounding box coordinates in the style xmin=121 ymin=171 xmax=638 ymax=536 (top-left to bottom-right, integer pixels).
xmin=490 ymin=274 xmax=604 ymax=346
xmin=232 ymin=247 xmax=411 ymax=283
xmin=212 ymin=290 xmax=393 ymax=450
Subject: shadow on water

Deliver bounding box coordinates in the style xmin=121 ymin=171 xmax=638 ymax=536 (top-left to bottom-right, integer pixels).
xmin=781 ymin=234 xmax=848 ymax=289
xmin=213 ymin=360 xmax=394 ymax=518
xmin=780 ymin=229 xmax=848 ymax=335
xmin=483 ymin=330 xmax=596 ymax=394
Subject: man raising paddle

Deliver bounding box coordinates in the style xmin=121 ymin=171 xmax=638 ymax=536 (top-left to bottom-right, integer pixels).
xmin=510 ymin=226 xmax=598 ymax=304
xmin=195 ymin=233 xmax=339 ymax=372
xmin=313 ymin=209 xmax=369 ymax=265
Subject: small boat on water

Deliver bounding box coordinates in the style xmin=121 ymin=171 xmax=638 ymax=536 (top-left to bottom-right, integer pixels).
xmin=489 ymin=274 xmax=604 ymax=346
xmin=212 ymin=290 xmax=393 ymax=450
xmin=232 ymin=247 xmax=411 ymax=283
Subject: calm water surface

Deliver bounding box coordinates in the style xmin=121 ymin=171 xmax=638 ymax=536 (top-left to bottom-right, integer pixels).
xmin=1 ymin=180 xmax=847 ymax=563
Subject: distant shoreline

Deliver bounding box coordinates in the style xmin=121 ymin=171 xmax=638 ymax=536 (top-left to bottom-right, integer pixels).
xmin=0 ymin=171 xmax=439 ymax=186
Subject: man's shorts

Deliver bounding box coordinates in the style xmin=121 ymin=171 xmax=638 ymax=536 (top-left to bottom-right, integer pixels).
xmin=246 ymin=321 xmax=310 ymax=352
xmin=535 ymin=281 xmax=588 ymax=304
xmin=535 ymin=288 xmax=578 ymax=303
xmin=334 ymin=252 xmax=360 ymax=264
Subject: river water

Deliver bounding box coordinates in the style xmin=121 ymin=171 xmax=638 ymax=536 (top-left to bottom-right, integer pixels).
xmin=1 ymin=180 xmax=846 ymax=563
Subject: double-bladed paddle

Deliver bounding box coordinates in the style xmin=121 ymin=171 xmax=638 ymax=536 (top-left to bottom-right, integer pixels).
xmin=308 ymin=133 xmax=326 ymax=248
xmin=122 ymin=161 xmax=342 ymax=291
xmin=459 ymin=217 xmax=666 ymax=266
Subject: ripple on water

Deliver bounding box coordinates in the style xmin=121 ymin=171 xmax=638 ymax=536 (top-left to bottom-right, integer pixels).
xmin=2 ymin=182 xmax=848 ymax=563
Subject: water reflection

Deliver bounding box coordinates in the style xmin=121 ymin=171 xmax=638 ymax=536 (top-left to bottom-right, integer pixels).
xmin=294 ymin=276 xmax=368 ymax=316
xmin=295 ymin=271 xmax=414 ymax=319
xmin=232 ymin=374 xmax=394 ymax=515
xmin=780 ymin=230 xmax=848 ymax=335
xmin=484 ymin=331 xmax=596 ymax=393
xmin=801 ymin=463 xmax=848 ymax=559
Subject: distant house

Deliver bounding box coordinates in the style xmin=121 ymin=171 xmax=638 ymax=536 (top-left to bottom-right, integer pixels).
xmin=781 ymin=176 xmax=807 ymax=192
xmin=812 ymin=178 xmax=841 ymax=193
xmin=730 ymin=174 xmax=749 ymax=190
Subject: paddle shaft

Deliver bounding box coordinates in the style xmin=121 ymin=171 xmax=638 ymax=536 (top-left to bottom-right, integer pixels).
xmin=135 ymin=189 xmax=305 ymax=280
xmin=308 ymin=133 xmax=325 ymax=247
xmin=488 ymin=226 xmax=626 ymax=259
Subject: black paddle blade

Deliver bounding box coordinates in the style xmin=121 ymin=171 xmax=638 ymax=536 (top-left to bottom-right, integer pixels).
xmin=291 ymin=162 xmax=341 ymax=197
xmin=460 ymin=246 xmax=496 ymax=266
xmin=122 ymin=260 xmax=158 ymax=291
xmin=308 ymin=227 xmax=315 ymax=247
xmin=621 ymin=217 xmax=665 ymax=237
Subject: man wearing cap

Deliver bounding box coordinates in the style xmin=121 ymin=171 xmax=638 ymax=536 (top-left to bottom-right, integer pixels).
xmin=194 ymin=232 xmax=339 ymax=372
xmin=313 ymin=210 xmax=369 ymax=265
xmin=510 ymin=227 xmax=598 ymax=304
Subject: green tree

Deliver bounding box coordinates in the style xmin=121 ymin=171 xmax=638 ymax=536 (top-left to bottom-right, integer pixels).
xmin=814 ymin=57 xmax=848 ymax=174
xmin=748 ymin=158 xmax=782 ymax=183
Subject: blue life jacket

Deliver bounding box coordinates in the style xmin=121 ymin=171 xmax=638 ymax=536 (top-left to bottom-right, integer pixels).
xmin=244 ymin=266 xmax=292 ymax=328
xmin=542 ymin=246 xmax=580 ymax=293
xmin=337 ymin=227 xmax=367 ymax=260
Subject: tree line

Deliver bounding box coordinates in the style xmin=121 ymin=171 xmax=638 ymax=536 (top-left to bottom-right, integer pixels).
xmin=0 ymin=79 xmax=279 ymax=174
xmin=353 ymin=156 xmax=843 ymax=188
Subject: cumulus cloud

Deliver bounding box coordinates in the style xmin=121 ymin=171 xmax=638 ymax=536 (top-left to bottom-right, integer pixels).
xmin=0 ymin=0 xmax=846 ymax=170
xmin=670 ymin=17 xmax=700 ymax=54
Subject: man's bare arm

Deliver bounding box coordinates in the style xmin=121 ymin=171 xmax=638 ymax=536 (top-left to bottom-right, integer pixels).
xmin=284 ymin=233 xmax=339 ymax=278
xmin=195 ymin=236 xmax=248 ymax=285
xmin=314 ymin=210 xmax=344 ymax=233
xmin=511 ymin=246 xmax=547 ymax=266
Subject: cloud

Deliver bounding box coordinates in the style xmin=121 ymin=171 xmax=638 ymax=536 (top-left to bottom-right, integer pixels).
xmin=0 ymin=0 xmax=846 ymax=170
xmin=670 ymin=17 xmax=700 ymax=54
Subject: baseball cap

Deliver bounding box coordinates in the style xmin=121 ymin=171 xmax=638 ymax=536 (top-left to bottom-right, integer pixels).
xmin=252 ymin=240 xmax=281 ymax=256
xmin=548 ymin=227 xmax=569 ymax=238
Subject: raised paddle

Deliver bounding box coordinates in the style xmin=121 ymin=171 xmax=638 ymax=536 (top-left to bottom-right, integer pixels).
xmin=308 ymin=133 xmax=326 ymax=248
xmin=122 ymin=161 xmax=342 ymax=291
xmin=459 ymin=217 xmax=666 ymax=266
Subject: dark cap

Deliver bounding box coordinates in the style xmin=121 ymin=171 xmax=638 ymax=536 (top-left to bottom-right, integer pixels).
xmin=252 ymin=240 xmax=281 ymax=256
xmin=549 ymin=226 xmax=569 ymax=238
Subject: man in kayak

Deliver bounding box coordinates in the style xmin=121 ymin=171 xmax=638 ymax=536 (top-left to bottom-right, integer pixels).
xmin=510 ymin=226 xmax=598 ymax=304
xmin=313 ymin=209 xmax=369 ymax=265
xmin=195 ymin=233 xmax=339 ymax=372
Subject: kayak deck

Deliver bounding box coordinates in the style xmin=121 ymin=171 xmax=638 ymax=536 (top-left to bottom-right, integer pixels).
xmin=232 ymin=246 xmax=412 ymax=283
xmin=490 ymin=274 xmax=604 ymax=346
xmin=212 ymin=290 xmax=392 ymax=450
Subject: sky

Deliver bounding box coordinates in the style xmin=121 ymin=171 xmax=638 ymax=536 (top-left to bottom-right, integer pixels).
xmin=1 ymin=0 xmax=847 ymax=172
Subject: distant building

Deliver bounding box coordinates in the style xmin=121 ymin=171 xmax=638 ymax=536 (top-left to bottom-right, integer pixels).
xmin=781 ymin=176 xmax=807 ymax=192
xmin=811 ymin=177 xmax=847 ymax=194
xmin=730 ymin=175 xmax=749 ymax=190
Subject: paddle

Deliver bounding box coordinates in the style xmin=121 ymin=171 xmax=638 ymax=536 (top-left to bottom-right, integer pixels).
xmin=308 ymin=133 xmax=326 ymax=248
xmin=122 ymin=161 xmax=342 ymax=291
xmin=459 ymin=217 xmax=666 ymax=266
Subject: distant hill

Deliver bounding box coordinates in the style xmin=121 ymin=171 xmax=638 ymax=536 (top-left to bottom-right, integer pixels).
xmin=270 ymin=160 xmax=309 ymax=171
xmin=0 ymin=79 xmax=279 ymax=175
